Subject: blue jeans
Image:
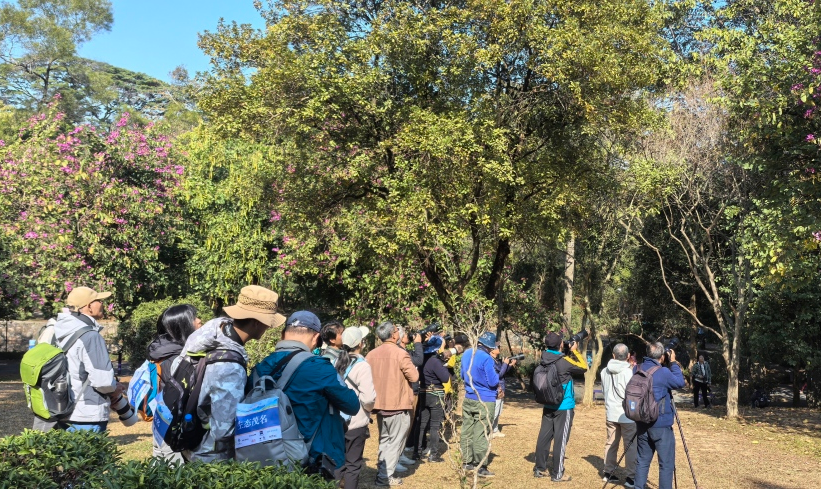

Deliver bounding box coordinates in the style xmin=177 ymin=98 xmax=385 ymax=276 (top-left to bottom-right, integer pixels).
xmin=58 ymin=421 xmax=108 ymax=433
xmin=634 ymin=426 xmax=675 ymax=489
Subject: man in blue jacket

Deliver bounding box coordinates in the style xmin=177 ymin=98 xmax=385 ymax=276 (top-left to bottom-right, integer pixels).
xmin=633 ymin=342 xmax=686 ymax=489
xmin=250 ymin=311 xmax=360 ymax=474
xmin=460 ymin=331 xmax=511 ymax=478
xmin=533 ymin=332 xmax=587 ymax=482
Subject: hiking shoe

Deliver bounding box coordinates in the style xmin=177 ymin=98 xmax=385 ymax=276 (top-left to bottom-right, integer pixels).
xmin=376 ymin=476 xmax=404 ymax=486
xmin=393 ymin=463 xmax=408 ymax=473
xmin=477 ymin=467 xmax=495 ymax=478
xmin=462 ymin=463 xmax=475 ymax=471
xmin=534 ymin=470 xmax=550 ymax=478
xmin=551 ymin=474 xmax=572 ymax=483
xmin=398 ymin=454 xmax=417 ymax=465
xmin=492 ymin=431 xmax=506 ymax=438
xmin=602 ymin=472 xmax=619 ymax=482
xmin=421 ymin=448 xmax=431 ymax=457
xmin=624 ymin=477 xmax=636 ymax=488
xmin=428 ymin=455 xmax=445 ymax=463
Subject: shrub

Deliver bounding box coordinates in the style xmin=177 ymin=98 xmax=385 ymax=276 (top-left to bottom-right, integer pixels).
xmin=245 ymin=325 xmax=285 ymax=367
xmin=116 ymin=296 xmax=213 ymax=362
xmin=0 ymin=429 xmax=118 ymax=489
xmin=0 ymin=431 xmax=334 ymax=489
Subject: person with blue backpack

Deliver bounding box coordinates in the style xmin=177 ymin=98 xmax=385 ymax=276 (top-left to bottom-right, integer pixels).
xmin=632 ymin=342 xmax=686 ymax=489
xmin=532 ymin=331 xmax=587 ymax=482
xmin=128 ymin=304 xmax=201 ymax=463
xmin=335 ymin=325 xmax=377 ymax=489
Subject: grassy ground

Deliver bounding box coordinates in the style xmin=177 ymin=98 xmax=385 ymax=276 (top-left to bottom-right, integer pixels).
xmin=2 ymin=379 xmax=819 ymax=489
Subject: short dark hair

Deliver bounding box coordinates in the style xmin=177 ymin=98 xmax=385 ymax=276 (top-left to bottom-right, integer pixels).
xmin=156 ymin=304 xmax=198 ymax=345
xmin=321 ymin=320 xmax=343 ymax=344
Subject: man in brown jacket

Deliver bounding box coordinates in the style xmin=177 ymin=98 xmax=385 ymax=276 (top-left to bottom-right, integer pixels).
xmin=366 ymin=321 xmax=419 ymax=487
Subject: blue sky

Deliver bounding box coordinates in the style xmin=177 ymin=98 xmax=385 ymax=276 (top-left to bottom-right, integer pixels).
xmin=78 ymin=0 xmax=266 ymax=82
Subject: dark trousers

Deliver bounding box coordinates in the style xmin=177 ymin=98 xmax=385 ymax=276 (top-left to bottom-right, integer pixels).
xmin=534 ymin=408 xmax=574 ymax=478
xmin=336 ymin=425 xmax=369 ymax=489
xmin=634 ymin=426 xmax=676 ymax=489
xmin=693 ymin=381 xmax=710 ymax=407
xmin=417 ymin=391 xmax=445 ymax=455
xmin=406 ymin=395 xmax=422 ymax=449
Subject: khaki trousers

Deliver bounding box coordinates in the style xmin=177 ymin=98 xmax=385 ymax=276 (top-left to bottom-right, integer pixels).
xmin=603 ymin=420 xmax=637 ymax=478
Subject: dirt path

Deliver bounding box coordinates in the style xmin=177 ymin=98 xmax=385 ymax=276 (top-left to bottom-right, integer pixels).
xmin=2 ymin=382 xmax=818 ymax=488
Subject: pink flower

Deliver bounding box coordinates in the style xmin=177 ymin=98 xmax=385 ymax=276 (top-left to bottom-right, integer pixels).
xmin=807 ymin=134 xmax=816 ymax=141
xmin=814 ymin=231 xmax=821 ymax=242
xmin=24 ymin=232 xmax=38 ymax=239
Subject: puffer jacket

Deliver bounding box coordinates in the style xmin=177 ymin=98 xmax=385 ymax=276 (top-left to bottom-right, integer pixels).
xmin=601 ymin=358 xmax=634 ymax=423
xmin=147 ymin=334 xmax=183 ymax=363
xmin=53 ymin=312 xmax=116 ymax=423
xmin=345 ymin=354 xmax=377 ymax=430
xmin=173 ymin=318 xmax=248 ymax=462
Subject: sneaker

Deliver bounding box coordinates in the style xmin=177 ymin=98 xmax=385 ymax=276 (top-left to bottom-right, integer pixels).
xmin=403 ymin=446 xmax=414 ymax=453
xmin=534 ymin=470 xmax=550 ymax=478
xmin=393 ymin=463 xmax=408 ymax=473
xmin=462 ymin=463 xmax=475 ymax=471
xmin=476 ymin=467 xmax=495 ymax=478
xmin=492 ymin=431 xmax=506 ymax=438
xmin=398 ymin=454 xmax=417 ymax=465
xmin=428 ymin=455 xmax=445 ymax=463
xmin=421 ymin=448 xmax=431 ymax=457
xmin=624 ymin=477 xmax=635 ymax=488
xmin=602 ymin=472 xmax=619 ymax=483
xmin=550 ymin=474 xmax=572 ymax=483
xmin=375 ymin=476 xmax=404 ymax=487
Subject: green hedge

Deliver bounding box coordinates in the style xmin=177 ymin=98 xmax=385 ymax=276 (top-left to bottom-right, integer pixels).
xmin=0 ymin=430 xmax=334 ymax=489
xmin=115 ymin=296 xmax=214 ymax=362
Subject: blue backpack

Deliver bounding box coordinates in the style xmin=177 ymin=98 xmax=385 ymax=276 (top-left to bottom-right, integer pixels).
xmin=127 ymin=359 xmax=161 ymax=421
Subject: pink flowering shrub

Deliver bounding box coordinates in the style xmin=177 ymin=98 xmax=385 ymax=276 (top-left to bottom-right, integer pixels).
xmin=0 ymin=104 xmax=184 ymax=316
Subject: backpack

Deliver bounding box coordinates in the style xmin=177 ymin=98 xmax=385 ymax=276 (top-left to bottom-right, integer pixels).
xmin=127 ymin=359 xmax=162 ymax=421
xmin=235 ymin=350 xmax=314 ymax=469
xmin=20 ymin=325 xmax=95 ymax=421
xmin=154 ymin=349 xmax=246 ymax=453
xmin=532 ymin=357 xmax=565 ymax=405
xmin=623 ymin=365 xmax=661 ymax=423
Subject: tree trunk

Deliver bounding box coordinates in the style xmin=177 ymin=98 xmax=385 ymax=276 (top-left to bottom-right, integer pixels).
xmin=688 ymin=290 xmax=697 ymax=376
xmin=562 ymin=232 xmax=575 ymax=330
xmin=726 ymin=311 xmax=744 ymax=418
xmin=583 ymin=331 xmax=604 ymax=406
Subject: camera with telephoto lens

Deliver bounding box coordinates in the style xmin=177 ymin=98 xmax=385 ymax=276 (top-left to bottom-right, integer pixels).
xmin=665 ymin=337 xmax=680 ymax=352
xmin=110 ymin=393 xmax=139 ymax=426
xmin=417 ymin=322 xmax=443 ymax=344
xmin=562 ymin=329 xmax=589 ymax=353
xmin=505 ymin=353 xmax=526 ymax=362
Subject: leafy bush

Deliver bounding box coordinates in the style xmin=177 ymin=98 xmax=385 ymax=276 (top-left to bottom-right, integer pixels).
xmin=116 ymin=296 xmax=213 ymax=362
xmin=245 ymin=324 xmax=285 ymax=367
xmin=0 ymin=429 xmax=118 ymax=489
xmin=105 ymin=459 xmax=334 ymax=488
xmin=0 ymin=430 xmax=334 ymax=489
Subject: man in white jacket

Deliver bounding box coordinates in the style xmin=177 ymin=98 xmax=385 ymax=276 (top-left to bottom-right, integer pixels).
xmin=600 ymin=343 xmax=637 ymax=488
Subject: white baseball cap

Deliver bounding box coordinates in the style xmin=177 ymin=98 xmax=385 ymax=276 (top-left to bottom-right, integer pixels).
xmin=341 ymin=326 xmax=371 ymax=349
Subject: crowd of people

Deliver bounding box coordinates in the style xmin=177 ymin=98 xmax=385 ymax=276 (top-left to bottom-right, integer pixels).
xmin=27 ymin=283 xmax=692 ymax=489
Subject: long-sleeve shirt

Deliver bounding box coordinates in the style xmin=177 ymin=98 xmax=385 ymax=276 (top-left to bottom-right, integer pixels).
xmin=639 ymin=358 xmax=686 ymax=429
xmin=422 ymin=354 xmax=451 ymax=390
xmin=460 ymin=348 xmax=499 ymax=402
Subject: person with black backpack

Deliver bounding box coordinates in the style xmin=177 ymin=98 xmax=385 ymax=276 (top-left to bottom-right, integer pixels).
xmin=160 ymin=285 xmax=285 ymax=462
xmin=632 ymin=342 xmax=686 ymax=489
xmin=531 ymin=331 xmax=587 ymax=482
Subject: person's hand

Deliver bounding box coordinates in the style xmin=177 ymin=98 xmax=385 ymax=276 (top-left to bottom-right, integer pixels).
xmin=413 ymin=333 xmax=422 ymax=343
xmin=423 ymin=331 xmax=433 ymax=342
xmin=110 ymin=382 xmax=126 ymax=400
xmin=570 ymin=341 xmax=578 ymax=352
xmin=668 ymin=349 xmax=677 ymax=363
xmin=502 ymin=356 xmax=511 ymax=364
xmin=509 ymin=359 xmax=517 ymax=367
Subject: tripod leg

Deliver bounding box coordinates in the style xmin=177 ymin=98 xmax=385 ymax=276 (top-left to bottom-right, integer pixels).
xmin=601 ymin=431 xmax=638 ymax=489
xmin=671 ymin=402 xmax=699 ymax=488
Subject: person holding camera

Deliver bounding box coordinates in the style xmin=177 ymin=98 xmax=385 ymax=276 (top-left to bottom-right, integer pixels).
xmin=692 ymin=354 xmax=712 ymax=409
xmin=52 ymin=287 xmax=125 ymax=433
xmin=532 ymin=332 xmax=587 ymax=482
xmin=491 ymin=342 xmax=517 ymax=438
xmin=633 ymin=342 xmax=686 ymax=489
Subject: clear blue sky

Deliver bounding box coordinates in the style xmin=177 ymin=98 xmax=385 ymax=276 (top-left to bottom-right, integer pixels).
xmin=78 ymin=0 xmax=265 ymax=82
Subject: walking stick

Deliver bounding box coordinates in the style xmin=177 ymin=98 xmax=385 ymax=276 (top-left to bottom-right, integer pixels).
xmin=671 ymin=401 xmax=700 ymax=488
xmin=602 ymin=431 xmax=638 ymax=489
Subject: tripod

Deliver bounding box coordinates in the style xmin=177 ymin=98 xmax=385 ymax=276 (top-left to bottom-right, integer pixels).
xmin=602 ymin=401 xmax=700 ymax=489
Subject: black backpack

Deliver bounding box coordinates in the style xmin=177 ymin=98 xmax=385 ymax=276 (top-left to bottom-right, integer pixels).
xmin=532 ymin=357 xmax=565 ymax=405
xmin=623 ymin=365 xmax=661 ymax=423
xmin=158 ymin=349 xmax=246 ymax=452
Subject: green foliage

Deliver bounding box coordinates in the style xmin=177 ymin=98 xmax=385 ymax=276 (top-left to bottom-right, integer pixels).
xmin=0 ymin=429 xmax=118 ymax=489
xmin=0 ymin=430 xmax=333 ymax=489
xmin=0 ymin=104 xmax=187 ymax=317
xmin=115 ymin=296 xmax=214 ymax=362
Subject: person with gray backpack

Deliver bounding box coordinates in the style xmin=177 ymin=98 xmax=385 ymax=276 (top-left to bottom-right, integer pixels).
xmin=631 ymin=342 xmax=685 ymax=489
xmin=244 ymin=311 xmax=360 ymax=479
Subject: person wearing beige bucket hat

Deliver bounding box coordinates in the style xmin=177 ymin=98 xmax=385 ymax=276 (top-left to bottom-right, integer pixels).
xmin=174 ymin=284 xmax=286 ymax=462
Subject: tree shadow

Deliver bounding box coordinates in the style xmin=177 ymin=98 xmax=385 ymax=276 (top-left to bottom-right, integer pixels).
xmin=583 ymin=454 xmax=605 ymax=472
xmin=107 ymin=432 xmax=150 ymax=445
xmin=745 ymin=479 xmax=808 ymax=489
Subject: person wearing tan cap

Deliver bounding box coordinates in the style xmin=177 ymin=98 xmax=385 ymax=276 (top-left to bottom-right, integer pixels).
xmin=172 ymin=285 xmax=285 ymax=462
xmin=52 ymin=286 xmax=123 ymax=432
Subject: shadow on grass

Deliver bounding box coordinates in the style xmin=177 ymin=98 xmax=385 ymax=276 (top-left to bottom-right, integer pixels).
xmin=583 ymin=454 xmax=605 ymax=472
